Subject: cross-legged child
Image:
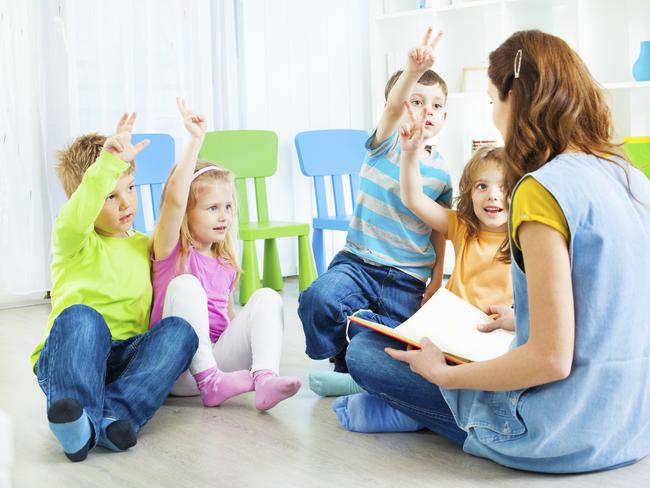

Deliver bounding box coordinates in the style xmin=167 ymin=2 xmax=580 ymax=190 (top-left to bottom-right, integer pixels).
xmin=31 ymin=114 xmax=198 ymax=462
xmin=149 ymin=99 xmax=301 ymax=411
xmin=299 ymin=28 xmax=452 ymax=394
xmin=334 ymin=29 xmax=650 ymax=474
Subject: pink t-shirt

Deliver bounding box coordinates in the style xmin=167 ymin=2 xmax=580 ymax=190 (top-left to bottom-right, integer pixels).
xmin=150 ymin=241 xmax=236 ymax=342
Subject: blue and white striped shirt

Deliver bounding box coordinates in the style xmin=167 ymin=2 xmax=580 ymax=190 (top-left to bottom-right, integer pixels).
xmin=344 ymin=130 xmax=453 ymax=281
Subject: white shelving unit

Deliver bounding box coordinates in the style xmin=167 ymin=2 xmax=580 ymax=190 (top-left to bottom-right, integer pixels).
xmin=368 ymin=0 xmax=650 ymax=274
xmin=369 ymin=0 xmax=650 ymax=181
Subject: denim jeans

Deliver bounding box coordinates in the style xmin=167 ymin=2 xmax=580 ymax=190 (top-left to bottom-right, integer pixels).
xmin=346 ymin=330 xmax=468 ymax=446
xmin=35 ymin=304 xmax=198 ymax=446
xmin=298 ymin=251 xmax=426 ymax=360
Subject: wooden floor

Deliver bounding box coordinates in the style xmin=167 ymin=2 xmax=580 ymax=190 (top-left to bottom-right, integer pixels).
xmin=1 ymin=278 xmax=649 ymax=488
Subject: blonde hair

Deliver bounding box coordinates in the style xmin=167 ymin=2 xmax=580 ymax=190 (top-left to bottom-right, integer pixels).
xmin=56 ymin=133 xmax=135 ymax=198
xmin=455 ymin=145 xmax=510 ymax=263
xmin=161 ymin=160 xmax=241 ymax=285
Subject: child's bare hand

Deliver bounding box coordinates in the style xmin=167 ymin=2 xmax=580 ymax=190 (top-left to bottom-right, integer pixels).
xmin=406 ymin=27 xmax=443 ymax=74
xmin=104 ymin=112 xmax=150 ymax=162
xmin=177 ymin=97 xmax=206 ymax=139
xmin=478 ymin=305 xmax=516 ymax=333
xmin=399 ymin=101 xmax=427 ymax=154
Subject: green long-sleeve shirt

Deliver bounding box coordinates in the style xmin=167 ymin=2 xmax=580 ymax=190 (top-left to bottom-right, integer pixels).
xmin=30 ymin=150 xmax=152 ymax=370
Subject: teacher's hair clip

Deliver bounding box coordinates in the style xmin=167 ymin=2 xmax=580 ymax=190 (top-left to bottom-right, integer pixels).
xmin=514 ymin=49 xmax=523 ymax=79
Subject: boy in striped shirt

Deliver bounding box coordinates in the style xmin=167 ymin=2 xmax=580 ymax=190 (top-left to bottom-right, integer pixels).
xmin=299 ymin=28 xmax=452 ymax=378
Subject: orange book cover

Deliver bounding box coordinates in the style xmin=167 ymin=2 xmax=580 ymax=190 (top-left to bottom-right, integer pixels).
xmin=348 ymin=288 xmax=513 ymax=364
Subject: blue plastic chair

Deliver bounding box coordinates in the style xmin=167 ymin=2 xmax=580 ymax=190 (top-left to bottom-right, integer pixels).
xmin=294 ymin=129 xmax=368 ymax=275
xmin=131 ymin=133 xmax=175 ymax=233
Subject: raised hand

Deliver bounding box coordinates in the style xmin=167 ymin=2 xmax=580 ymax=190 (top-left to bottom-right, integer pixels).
xmin=176 ymin=97 xmax=206 ymax=139
xmin=103 ymin=112 xmax=150 ymax=162
xmin=478 ymin=305 xmax=516 ymax=333
xmin=406 ymin=27 xmax=443 ymax=74
xmin=399 ymin=101 xmax=427 ymax=154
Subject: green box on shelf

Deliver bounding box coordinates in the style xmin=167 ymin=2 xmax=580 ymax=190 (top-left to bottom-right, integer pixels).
xmin=624 ymin=136 xmax=650 ymax=179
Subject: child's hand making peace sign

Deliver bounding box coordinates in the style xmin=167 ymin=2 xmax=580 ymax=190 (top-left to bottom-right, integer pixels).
xmin=406 ymin=26 xmax=443 ymax=74
xmin=103 ymin=112 xmax=150 ymax=162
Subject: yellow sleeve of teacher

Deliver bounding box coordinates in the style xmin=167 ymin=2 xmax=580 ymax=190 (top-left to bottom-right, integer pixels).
xmin=511 ymin=176 xmax=570 ymax=250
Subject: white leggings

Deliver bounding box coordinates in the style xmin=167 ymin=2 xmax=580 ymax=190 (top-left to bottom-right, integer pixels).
xmin=162 ymin=274 xmax=285 ymax=397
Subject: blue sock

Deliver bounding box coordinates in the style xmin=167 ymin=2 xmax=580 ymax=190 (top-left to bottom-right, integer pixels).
xmin=332 ymin=393 xmax=425 ymax=433
xmin=97 ymin=417 xmax=137 ymax=452
xmin=47 ymin=398 xmax=92 ymax=462
xmin=309 ymin=371 xmax=365 ymax=396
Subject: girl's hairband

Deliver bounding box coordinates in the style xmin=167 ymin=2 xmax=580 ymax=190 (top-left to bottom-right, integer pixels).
xmin=192 ymin=165 xmax=220 ymax=181
xmin=514 ymin=49 xmax=523 ymax=79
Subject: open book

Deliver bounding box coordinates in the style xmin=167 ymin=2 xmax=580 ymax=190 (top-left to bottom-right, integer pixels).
xmin=348 ymin=288 xmax=514 ymax=364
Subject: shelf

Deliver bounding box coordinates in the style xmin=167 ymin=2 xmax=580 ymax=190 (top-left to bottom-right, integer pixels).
xmin=376 ymin=8 xmax=434 ymax=21
xmin=376 ymin=0 xmax=508 ymax=20
xmin=435 ymin=0 xmax=503 ymax=13
xmin=602 ymin=81 xmax=650 ymax=90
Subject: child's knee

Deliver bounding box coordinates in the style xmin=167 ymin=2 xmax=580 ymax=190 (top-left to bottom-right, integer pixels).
xmin=156 ymin=316 xmax=199 ymax=353
xmin=298 ymin=278 xmax=340 ymax=322
xmin=167 ymin=274 xmax=206 ymax=301
xmin=250 ymin=287 xmax=283 ymax=310
xmin=53 ymin=304 xmax=110 ymax=341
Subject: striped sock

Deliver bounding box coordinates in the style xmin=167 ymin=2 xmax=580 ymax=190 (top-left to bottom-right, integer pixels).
xmin=47 ymin=398 xmax=92 ymax=462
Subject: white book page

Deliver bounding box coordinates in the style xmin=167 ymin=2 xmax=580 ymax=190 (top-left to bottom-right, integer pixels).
xmin=395 ymin=288 xmax=514 ymax=362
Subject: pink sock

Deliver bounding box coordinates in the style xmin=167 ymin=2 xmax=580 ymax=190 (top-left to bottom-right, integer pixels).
xmin=253 ymin=370 xmax=301 ymax=411
xmin=193 ymin=366 xmax=254 ymax=407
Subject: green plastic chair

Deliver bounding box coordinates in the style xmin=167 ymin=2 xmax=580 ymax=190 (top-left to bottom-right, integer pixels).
xmin=199 ymin=130 xmax=317 ymax=304
xmin=624 ymin=136 xmax=650 ymax=179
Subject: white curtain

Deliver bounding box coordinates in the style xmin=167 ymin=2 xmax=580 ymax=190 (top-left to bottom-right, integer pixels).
xmin=0 ymin=0 xmax=241 ymax=306
xmin=237 ymin=0 xmax=371 ymax=275
xmin=0 ymin=0 xmax=50 ymax=303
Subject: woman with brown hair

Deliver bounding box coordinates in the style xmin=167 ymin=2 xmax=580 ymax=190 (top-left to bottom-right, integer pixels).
xmin=333 ymin=30 xmax=650 ymax=473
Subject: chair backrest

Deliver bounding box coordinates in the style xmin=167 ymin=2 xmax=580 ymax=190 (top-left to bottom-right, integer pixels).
xmin=294 ymin=129 xmax=368 ymax=219
xmin=624 ymin=136 xmax=650 ymax=179
xmin=131 ymin=133 xmax=175 ymax=233
xmin=199 ymin=130 xmax=278 ymax=224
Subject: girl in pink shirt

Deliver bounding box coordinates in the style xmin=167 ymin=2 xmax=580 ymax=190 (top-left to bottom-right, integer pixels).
xmin=150 ymin=99 xmax=300 ymax=410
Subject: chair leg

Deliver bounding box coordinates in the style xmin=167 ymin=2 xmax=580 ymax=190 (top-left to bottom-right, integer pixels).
xmin=262 ymin=238 xmax=283 ymax=291
xmin=312 ymin=228 xmax=326 ymax=276
xmin=298 ymin=234 xmax=317 ymax=292
xmin=240 ymin=240 xmax=261 ymax=305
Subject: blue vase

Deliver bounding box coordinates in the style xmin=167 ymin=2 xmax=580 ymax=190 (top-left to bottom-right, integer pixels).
xmin=632 ymin=41 xmax=650 ymax=82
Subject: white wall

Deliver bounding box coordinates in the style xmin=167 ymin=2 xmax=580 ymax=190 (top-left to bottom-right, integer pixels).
xmin=237 ymin=0 xmax=372 ymax=275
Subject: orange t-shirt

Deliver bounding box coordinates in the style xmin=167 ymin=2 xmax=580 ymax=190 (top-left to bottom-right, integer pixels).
xmin=444 ymin=210 xmax=513 ymax=312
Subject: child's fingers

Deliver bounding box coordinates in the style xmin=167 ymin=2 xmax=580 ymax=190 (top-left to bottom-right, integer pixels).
xmin=429 ymin=30 xmax=443 ymax=50
xmin=115 ymin=112 xmax=128 ymax=132
xmin=105 ymin=138 xmax=124 ymax=153
xmin=176 ymin=97 xmax=186 ymax=114
xmin=420 ymin=106 xmax=427 ymax=125
xmin=133 ymin=139 xmax=150 ymax=155
xmin=404 ymin=101 xmax=417 ymax=126
xmin=421 ymin=26 xmax=433 ymax=46
xmin=124 ymin=112 xmax=137 ymax=131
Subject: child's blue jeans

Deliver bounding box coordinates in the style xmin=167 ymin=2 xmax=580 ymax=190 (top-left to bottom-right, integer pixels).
xmin=347 ymin=330 xmax=468 ymax=446
xmin=35 ymin=304 xmax=198 ymax=446
xmin=298 ymin=251 xmax=425 ymax=361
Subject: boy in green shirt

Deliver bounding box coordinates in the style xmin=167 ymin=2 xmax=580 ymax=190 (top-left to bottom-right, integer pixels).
xmin=32 ymin=113 xmax=198 ymax=462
